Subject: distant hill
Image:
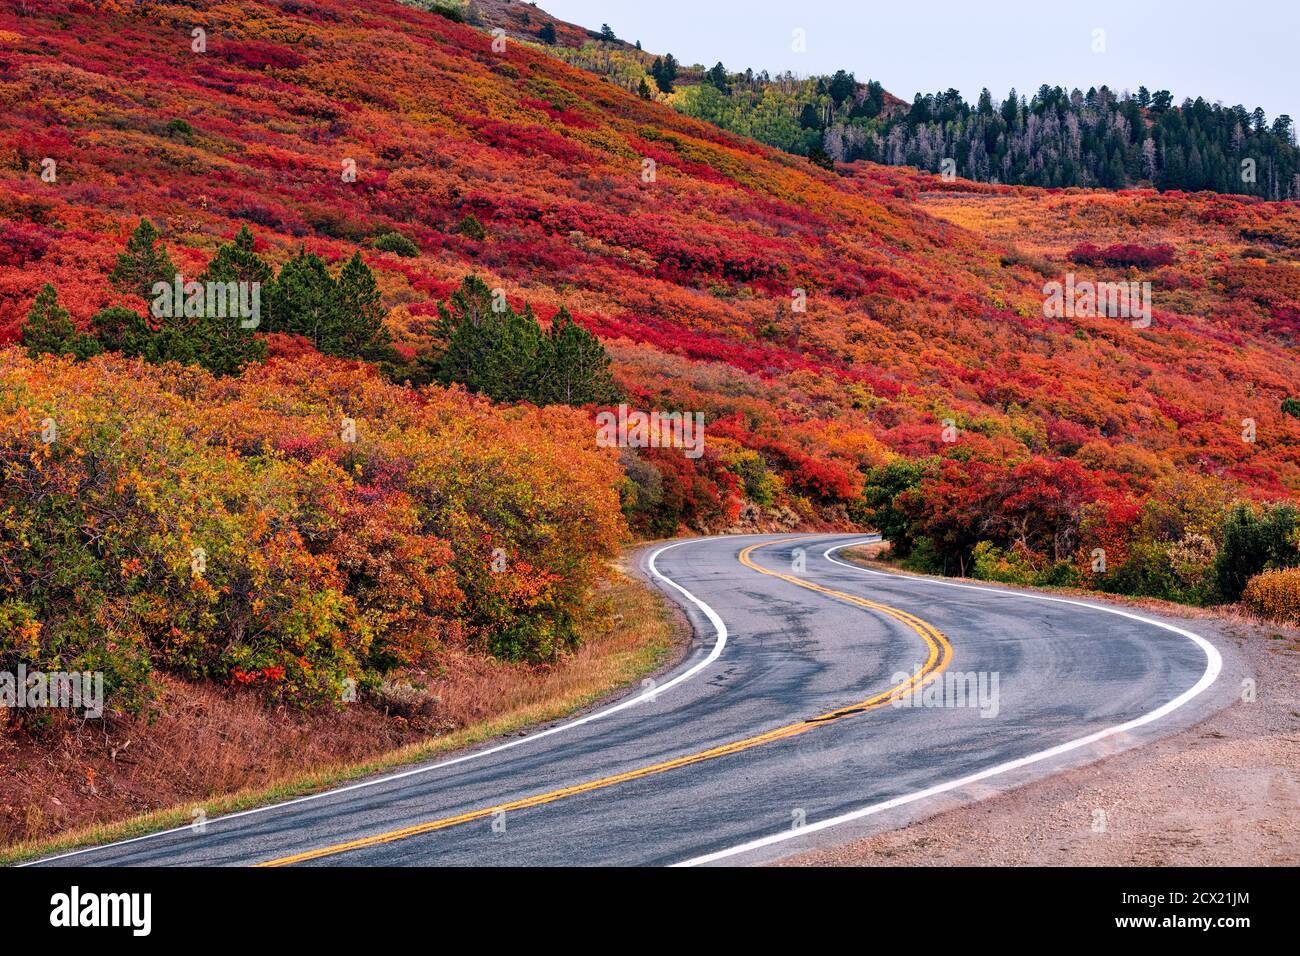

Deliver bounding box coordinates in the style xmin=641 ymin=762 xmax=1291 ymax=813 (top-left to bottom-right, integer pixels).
xmin=464 ymin=0 xmax=1299 ymax=198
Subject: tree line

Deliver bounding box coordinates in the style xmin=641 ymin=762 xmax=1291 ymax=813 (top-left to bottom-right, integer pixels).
xmin=22 ymin=223 xmax=620 ymax=408
xmin=664 ymin=61 xmax=1299 ymax=198
xmin=23 ymin=220 xmax=389 ymax=376
xmin=831 ymin=84 xmax=1298 ymax=198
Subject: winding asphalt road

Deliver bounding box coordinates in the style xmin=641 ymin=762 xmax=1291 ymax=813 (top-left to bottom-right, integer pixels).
xmin=28 ymin=533 xmax=1233 ymax=867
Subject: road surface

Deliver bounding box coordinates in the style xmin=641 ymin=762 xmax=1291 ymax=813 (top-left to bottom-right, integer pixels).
xmin=28 ymin=533 xmax=1230 ymax=867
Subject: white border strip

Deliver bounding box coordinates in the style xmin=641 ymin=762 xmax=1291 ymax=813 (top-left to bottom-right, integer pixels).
xmin=673 ymin=537 xmax=1223 ymax=866
xmin=25 ymin=538 xmax=731 ymax=866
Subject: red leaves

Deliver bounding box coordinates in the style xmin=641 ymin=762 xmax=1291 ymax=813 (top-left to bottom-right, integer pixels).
xmin=901 ymin=456 xmax=1103 ymax=565
xmin=217 ymin=41 xmax=307 ymax=72
xmin=519 ymin=97 xmax=597 ymax=131
xmin=1068 ymin=242 xmax=1176 ymax=268
xmin=0 ymin=0 xmax=1297 ymax=544
xmin=0 ymin=222 xmax=51 ymax=268
xmin=469 ymin=118 xmax=596 ymax=166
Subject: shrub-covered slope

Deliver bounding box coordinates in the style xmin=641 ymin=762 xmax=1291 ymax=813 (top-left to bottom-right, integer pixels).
xmin=1 ymin=0 xmax=1299 ymax=595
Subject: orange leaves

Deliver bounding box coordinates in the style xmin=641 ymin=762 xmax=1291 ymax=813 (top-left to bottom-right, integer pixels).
xmin=0 ymin=346 xmax=627 ymax=705
xmin=1242 ymin=567 xmax=1300 ymax=625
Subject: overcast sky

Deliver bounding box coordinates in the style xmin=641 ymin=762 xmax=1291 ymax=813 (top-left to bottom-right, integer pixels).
xmin=538 ymin=0 xmax=1297 ymax=122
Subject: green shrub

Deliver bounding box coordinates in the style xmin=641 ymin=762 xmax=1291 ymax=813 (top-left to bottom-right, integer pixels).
xmin=859 ymin=459 xmax=929 ymax=557
xmin=20 ymin=285 xmax=101 ymax=361
xmin=726 ymin=450 xmax=779 ymax=506
xmin=1034 ymin=561 xmax=1079 ymax=588
xmin=972 ymin=541 xmax=1035 ymax=584
xmin=1214 ymin=502 xmax=1299 ymax=601
xmin=902 ymin=535 xmax=944 ymax=574
xmin=457 ymin=214 xmax=486 ymax=241
xmin=372 ymin=231 xmax=420 ymax=257
xmin=421 ymin=0 xmax=466 ymax=23
xmin=1167 ymin=532 xmax=1218 ymax=604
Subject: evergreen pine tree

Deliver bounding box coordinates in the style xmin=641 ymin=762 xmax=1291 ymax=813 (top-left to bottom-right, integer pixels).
xmin=429 ymin=274 xmax=495 ymax=391
xmin=91 ymin=305 xmax=150 ymax=357
xmin=108 ymin=218 xmax=177 ymax=300
xmin=434 ymin=277 xmax=509 ymax=399
xmin=428 ymin=279 xmax=621 ymax=405
xmin=22 ymin=284 xmax=80 ymax=358
xmin=187 ymin=225 xmax=272 ymax=374
xmin=537 ymin=307 xmax=619 ymax=406
xmin=430 ymin=277 xmax=543 ymax=402
xmin=492 ymin=303 xmax=544 ymax=402
xmin=660 ymin=54 xmax=678 ymax=93
xmin=268 ymin=246 xmax=339 ymax=347
xmin=201 ymin=225 xmax=274 ymax=289
xmin=706 ymin=62 xmax=730 ymax=94
xmin=332 ymin=252 xmax=391 ymax=359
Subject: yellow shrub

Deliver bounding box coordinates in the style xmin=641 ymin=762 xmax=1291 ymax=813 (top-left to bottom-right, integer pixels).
xmin=1242 ymin=567 xmax=1300 ymax=625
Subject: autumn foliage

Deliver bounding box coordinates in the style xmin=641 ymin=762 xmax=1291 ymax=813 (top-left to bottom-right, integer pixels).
xmin=0 ymin=350 xmax=623 ymax=708
xmin=1242 ymin=567 xmax=1300 ymax=625
xmin=0 ymin=0 xmax=1298 ymax=661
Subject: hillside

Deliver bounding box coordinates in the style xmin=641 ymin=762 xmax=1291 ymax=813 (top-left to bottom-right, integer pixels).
xmin=2 ymin=2 xmax=1300 ymax=615
xmin=464 ymin=1 xmax=1299 ymax=198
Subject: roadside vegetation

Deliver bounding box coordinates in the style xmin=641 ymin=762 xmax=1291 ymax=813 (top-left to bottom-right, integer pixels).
xmin=0 ymin=570 xmax=680 ymax=859
xmin=859 ymin=460 xmax=1300 ymax=618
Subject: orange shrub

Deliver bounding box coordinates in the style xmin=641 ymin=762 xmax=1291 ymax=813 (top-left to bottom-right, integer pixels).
xmin=0 ymin=348 xmax=625 ymax=711
xmin=1242 ymin=567 xmax=1300 ymax=625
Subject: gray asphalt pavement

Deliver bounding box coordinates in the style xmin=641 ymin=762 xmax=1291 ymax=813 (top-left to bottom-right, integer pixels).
xmin=28 ymin=533 xmax=1234 ymax=867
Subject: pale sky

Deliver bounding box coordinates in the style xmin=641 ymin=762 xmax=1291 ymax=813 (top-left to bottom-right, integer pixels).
xmin=539 ymin=0 xmax=1297 ymax=122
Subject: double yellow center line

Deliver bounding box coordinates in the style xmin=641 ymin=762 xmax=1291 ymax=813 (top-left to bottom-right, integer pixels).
xmin=254 ymin=538 xmax=952 ymax=866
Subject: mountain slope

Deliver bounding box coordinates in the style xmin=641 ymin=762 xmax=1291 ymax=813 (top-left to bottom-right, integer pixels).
xmin=1 ymin=0 xmax=1298 ymax=548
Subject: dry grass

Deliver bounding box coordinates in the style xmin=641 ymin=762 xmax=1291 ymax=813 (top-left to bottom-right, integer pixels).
xmin=0 ymin=566 xmax=682 ymax=865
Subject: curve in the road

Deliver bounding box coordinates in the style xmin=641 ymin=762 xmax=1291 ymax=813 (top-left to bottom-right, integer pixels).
xmin=252 ymin=538 xmax=954 ymax=866
xmin=674 ymin=538 xmax=1223 ymax=866
xmin=24 ymin=537 xmax=737 ymax=868
xmin=24 ymin=532 xmax=1226 ymax=868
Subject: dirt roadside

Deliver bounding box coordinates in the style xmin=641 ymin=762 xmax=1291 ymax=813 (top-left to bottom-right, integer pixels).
xmin=781 ymin=555 xmax=1300 ymax=867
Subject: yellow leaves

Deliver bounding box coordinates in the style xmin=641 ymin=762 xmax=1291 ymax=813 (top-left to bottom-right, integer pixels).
xmin=1242 ymin=568 xmax=1300 ymax=626
xmin=2 ymin=339 xmax=624 ymax=692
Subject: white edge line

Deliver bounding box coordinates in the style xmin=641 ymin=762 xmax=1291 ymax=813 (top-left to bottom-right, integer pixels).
xmin=23 ymin=536 xmax=735 ymax=867
xmin=672 ymin=536 xmax=1223 ymax=867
